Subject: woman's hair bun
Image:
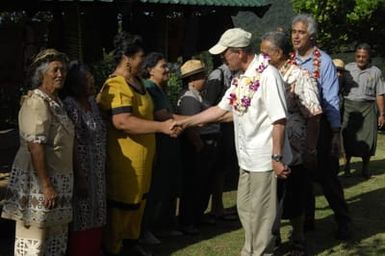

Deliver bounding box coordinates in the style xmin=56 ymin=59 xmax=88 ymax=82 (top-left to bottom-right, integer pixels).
xmin=112 ymin=32 xmax=143 ymax=63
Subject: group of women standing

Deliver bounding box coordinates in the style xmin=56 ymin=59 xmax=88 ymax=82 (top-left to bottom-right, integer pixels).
xmin=1 ymin=32 xmax=181 ymax=256
xmin=1 ymin=48 xmax=107 ymax=255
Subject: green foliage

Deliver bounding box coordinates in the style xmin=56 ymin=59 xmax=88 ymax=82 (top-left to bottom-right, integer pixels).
xmin=290 ymin=0 xmax=385 ymax=55
xmin=347 ymin=0 xmax=385 ymax=21
xmin=0 ymin=11 xmax=52 ymax=25
xmin=0 ymin=11 xmax=53 ymax=129
xmin=166 ymin=67 xmax=182 ymax=109
xmin=91 ymin=50 xmax=115 ymax=91
xmin=0 ymin=11 xmax=26 ymax=24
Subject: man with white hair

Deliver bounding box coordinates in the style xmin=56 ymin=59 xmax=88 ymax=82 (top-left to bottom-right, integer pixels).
xmin=291 ymin=13 xmax=351 ymax=240
xmin=177 ymin=28 xmax=292 ymax=255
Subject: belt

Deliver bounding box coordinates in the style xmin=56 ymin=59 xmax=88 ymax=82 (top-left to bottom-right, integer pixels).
xmin=200 ymin=133 xmax=221 ymax=140
xmin=204 ymin=139 xmax=216 ymax=145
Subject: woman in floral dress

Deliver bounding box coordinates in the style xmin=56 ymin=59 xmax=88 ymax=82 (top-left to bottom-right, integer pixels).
xmin=61 ymin=61 xmax=106 ymax=256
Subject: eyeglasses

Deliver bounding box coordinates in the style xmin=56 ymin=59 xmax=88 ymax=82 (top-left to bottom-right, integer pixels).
xmin=221 ymin=49 xmax=237 ymax=59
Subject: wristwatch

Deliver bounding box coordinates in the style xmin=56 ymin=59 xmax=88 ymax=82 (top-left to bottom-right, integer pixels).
xmin=271 ymin=154 xmax=283 ymax=162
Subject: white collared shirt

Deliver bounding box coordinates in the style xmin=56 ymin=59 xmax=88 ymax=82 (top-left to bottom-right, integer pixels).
xmin=218 ymin=54 xmax=292 ymax=172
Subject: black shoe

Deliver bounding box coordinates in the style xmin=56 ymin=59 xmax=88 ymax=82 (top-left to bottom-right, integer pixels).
xmin=304 ymin=218 xmax=315 ymax=232
xmin=289 ymin=240 xmax=307 ymax=256
xmin=140 ymin=230 xmax=161 ymax=245
xmin=199 ymin=215 xmax=216 ymax=226
xmin=362 ymin=168 xmax=371 ymax=179
xmin=179 ymin=225 xmax=200 ymax=235
xmin=343 ymin=164 xmax=351 ymax=177
xmin=336 ymin=223 xmax=352 ymax=241
xmin=215 ymin=213 xmax=238 ymax=221
xmin=274 ymin=233 xmax=282 ymax=248
xmin=127 ymin=244 xmax=153 ymax=256
xmin=102 ymin=249 xmax=119 ymax=256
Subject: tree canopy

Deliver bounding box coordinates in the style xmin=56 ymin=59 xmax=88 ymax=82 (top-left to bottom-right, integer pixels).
xmin=291 ymin=0 xmax=385 ymax=55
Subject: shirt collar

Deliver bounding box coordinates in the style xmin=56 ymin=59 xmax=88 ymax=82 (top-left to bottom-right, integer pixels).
xmin=243 ymin=54 xmax=263 ymax=77
xmin=352 ymin=63 xmax=373 ymax=72
xmin=295 ymin=50 xmax=313 ymax=65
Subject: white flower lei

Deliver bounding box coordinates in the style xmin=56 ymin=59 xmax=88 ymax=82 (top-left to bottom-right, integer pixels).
xmin=228 ymin=54 xmax=270 ymax=115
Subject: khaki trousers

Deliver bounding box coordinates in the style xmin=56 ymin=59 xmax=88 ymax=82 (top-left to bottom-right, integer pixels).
xmin=237 ymin=169 xmax=277 ymax=256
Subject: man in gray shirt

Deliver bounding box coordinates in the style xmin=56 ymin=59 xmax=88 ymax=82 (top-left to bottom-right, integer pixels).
xmin=342 ymin=43 xmax=385 ymax=178
xmin=202 ymin=63 xmax=239 ymax=220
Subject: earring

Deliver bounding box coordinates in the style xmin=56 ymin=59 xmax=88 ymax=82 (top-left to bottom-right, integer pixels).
xmin=126 ymin=62 xmax=132 ymax=73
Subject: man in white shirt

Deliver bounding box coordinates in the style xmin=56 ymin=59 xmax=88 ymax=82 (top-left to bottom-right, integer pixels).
xmin=177 ymin=28 xmax=292 ymax=256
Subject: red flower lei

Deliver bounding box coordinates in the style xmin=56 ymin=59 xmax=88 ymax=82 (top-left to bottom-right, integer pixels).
xmin=289 ymin=47 xmax=321 ymax=79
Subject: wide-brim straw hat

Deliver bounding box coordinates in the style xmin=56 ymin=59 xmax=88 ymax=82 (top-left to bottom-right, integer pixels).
xmin=180 ymin=59 xmax=205 ymax=78
xmin=333 ymin=58 xmax=346 ymax=71
xmin=31 ymin=48 xmax=69 ymax=69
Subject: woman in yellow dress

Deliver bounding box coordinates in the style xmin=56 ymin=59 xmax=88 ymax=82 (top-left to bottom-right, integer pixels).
xmin=97 ymin=32 xmax=179 ymax=256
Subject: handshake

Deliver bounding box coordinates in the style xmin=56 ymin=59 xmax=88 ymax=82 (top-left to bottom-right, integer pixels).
xmin=161 ymin=117 xmax=191 ymax=138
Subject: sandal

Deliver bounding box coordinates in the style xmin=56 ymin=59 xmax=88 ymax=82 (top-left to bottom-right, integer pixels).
xmin=216 ymin=213 xmax=238 ymax=221
xmin=289 ymin=240 xmax=307 ymax=256
xmin=343 ymin=164 xmax=351 ymax=177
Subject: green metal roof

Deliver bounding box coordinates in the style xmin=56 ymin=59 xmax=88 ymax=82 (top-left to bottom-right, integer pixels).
xmin=38 ymin=0 xmax=270 ymax=7
xmin=138 ymin=0 xmax=270 ymax=6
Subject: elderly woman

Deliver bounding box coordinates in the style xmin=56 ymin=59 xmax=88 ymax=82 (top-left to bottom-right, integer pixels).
xmin=141 ymin=52 xmax=183 ymax=242
xmin=177 ymin=59 xmax=221 ymax=235
xmin=260 ymin=31 xmax=322 ymax=255
xmin=60 ymin=61 xmax=107 ymax=255
xmin=97 ymin=33 xmax=179 ymax=255
xmin=1 ymin=49 xmax=74 ymax=255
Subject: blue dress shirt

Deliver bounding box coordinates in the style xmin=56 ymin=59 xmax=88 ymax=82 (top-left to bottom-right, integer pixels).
xmin=295 ymin=49 xmax=341 ymax=129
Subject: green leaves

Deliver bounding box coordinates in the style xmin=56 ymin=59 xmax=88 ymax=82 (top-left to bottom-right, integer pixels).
xmin=348 ymin=0 xmax=385 ymax=21
xmin=290 ymin=0 xmax=385 ymax=55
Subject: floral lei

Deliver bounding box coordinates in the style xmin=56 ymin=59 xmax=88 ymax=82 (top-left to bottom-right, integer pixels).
xmin=228 ymin=54 xmax=270 ymax=114
xmin=289 ymin=47 xmax=321 ymax=79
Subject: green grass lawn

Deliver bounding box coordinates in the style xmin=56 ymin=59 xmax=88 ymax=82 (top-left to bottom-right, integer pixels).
xmin=153 ymin=133 xmax=385 ymax=256
xmin=1 ymin=134 xmax=384 ymax=256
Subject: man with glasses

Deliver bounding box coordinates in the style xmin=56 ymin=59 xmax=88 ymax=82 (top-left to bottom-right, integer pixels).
xmin=177 ymin=28 xmax=292 ymax=256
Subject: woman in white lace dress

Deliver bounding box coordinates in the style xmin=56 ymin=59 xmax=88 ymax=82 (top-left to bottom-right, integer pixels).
xmin=1 ymin=49 xmax=74 ymax=256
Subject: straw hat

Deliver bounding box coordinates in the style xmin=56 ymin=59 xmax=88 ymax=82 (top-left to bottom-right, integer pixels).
xmin=180 ymin=59 xmax=205 ymax=78
xmin=333 ymin=59 xmax=346 ymax=71
xmin=31 ymin=48 xmax=68 ymax=67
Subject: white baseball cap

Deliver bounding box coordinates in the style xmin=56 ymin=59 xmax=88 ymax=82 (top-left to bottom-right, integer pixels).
xmin=209 ymin=28 xmax=252 ymax=55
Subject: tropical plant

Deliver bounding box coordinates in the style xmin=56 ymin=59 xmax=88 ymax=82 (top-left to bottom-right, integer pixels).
xmin=290 ymin=0 xmax=385 ymax=54
xmin=166 ymin=62 xmax=183 ymax=108
xmin=91 ymin=50 xmax=116 ymax=91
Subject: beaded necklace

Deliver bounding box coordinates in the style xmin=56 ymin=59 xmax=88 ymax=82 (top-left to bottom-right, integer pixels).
xmin=228 ymin=54 xmax=270 ymax=115
xmin=289 ymin=47 xmax=321 ymax=79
